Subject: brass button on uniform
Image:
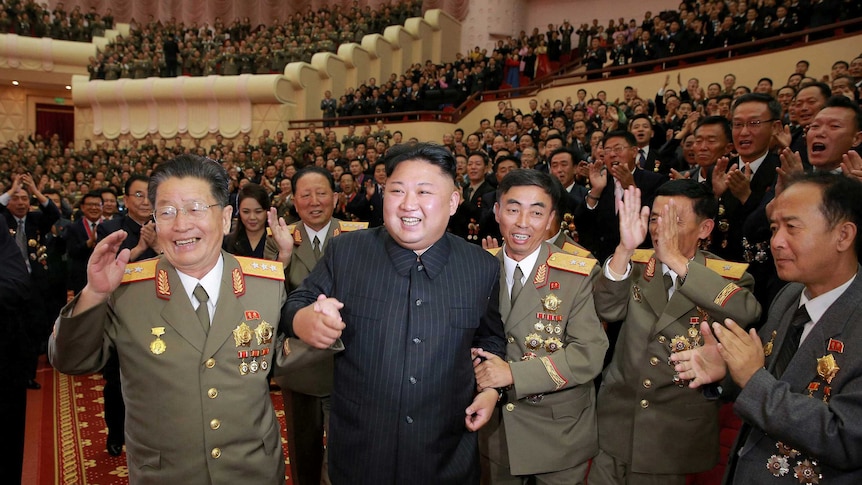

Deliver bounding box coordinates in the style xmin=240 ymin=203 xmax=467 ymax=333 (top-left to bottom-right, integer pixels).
xmin=643 ymin=379 xmax=652 ymax=389
xmin=657 ymin=336 xmax=667 ymax=344
xmin=210 ymin=419 xmax=221 ymax=430
xmin=211 ymin=448 xmax=221 ymax=459
xmin=505 ymin=403 xmax=515 ymax=412
xmin=640 ymin=399 xmax=649 ymax=409
xmin=207 ymin=388 xmax=218 ymax=399
xmin=649 ymin=357 xmax=660 ymax=366
xmin=205 ymin=358 xmax=216 ymax=369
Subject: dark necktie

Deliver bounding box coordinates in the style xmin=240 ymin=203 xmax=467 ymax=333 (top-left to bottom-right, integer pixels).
xmin=772 ymin=305 xmax=810 ymax=378
xmin=193 ymin=284 xmax=210 ymax=334
xmin=313 ymin=236 xmax=321 ymax=260
xmin=16 ymin=219 xmax=27 ymax=261
xmin=638 ymin=149 xmax=647 ymax=168
xmin=511 ymin=265 xmax=524 ymax=303
xmin=663 ymin=273 xmax=674 ymax=302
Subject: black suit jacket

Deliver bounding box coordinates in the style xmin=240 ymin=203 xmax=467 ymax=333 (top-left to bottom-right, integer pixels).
xmin=0 ymin=216 xmax=32 ymax=386
xmin=283 ymin=228 xmax=505 ymax=484
xmin=574 ymin=169 xmax=667 ymax=263
xmin=65 ymin=217 xmax=100 ymax=293
xmin=97 ymin=214 xmax=158 ymax=261
xmin=450 ymin=181 xmax=496 ymax=243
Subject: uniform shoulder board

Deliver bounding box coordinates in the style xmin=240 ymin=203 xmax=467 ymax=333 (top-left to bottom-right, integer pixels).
xmin=705 ymin=258 xmax=749 ymax=280
xmin=338 ymin=221 xmax=368 ymax=232
xmin=561 ymin=241 xmax=596 ymax=260
xmin=121 ymin=259 xmax=159 ymax=284
xmin=546 ymin=252 xmax=597 ymax=276
xmin=234 ymin=256 xmax=285 ymax=281
xmin=485 ymin=247 xmax=502 ymax=257
xmin=631 ymin=249 xmax=655 ymax=263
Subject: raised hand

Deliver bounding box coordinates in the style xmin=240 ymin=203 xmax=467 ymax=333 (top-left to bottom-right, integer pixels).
xmin=711 ymin=157 xmax=730 ymax=197
xmin=776 ymin=147 xmax=803 ymax=196
xmin=727 ymin=162 xmax=753 ymax=203
xmin=617 ymin=186 xmax=650 ymax=251
xmin=75 ymin=231 xmax=132 ymax=315
xmin=670 ymin=320 xmax=727 ymax=388
xmin=266 ymin=207 xmax=294 ymax=264
xmin=841 ymin=151 xmax=862 ymax=182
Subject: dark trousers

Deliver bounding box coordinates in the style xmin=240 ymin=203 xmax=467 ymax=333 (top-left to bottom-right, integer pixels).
xmin=0 ymin=384 xmax=26 ymax=484
xmin=102 ymin=350 xmax=125 ymax=444
xmin=284 ymin=391 xmax=327 ymax=485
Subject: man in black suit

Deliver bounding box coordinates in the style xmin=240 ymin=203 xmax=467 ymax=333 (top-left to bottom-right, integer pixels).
xmin=672 ymin=172 xmax=862 ymax=484
xmin=66 ymin=191 xmax=103 ymax=294
xmin=0 ymin=173 xmax=61 ymax=390
xmin=575 ymin=131 xmax=668 ymax=263
xmin=0 ymin=216 xmax=32 ymax=483
xmin=282 ymin=142 xmax=505 ymax=484
xmin=451 ymin=151 xmax=496 ymax=243
xmin=95 ymin=174 xmax=155 ymax=456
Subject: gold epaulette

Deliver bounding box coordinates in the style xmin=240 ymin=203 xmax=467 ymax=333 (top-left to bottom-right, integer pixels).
xmin=485 ymin=247 xmax=502 ymax=257
xmin=338 ymin=221 xmax=368 ymax=232
xmin=561 ymin=242 xmax=596 ymax=259
xmin=705 ymin=258 xmax=749 ymax=280
xmin=120 ymin=259 xmax=158 ymax=284
xmin=234 ymin=256 xmax=285 ymax=281
xmin=631 ymin=249 xmax=655 ymax=263
xmin=546 ymin=253 xmax=597 ymax=276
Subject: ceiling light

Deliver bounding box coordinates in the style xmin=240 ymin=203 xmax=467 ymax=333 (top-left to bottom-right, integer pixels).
xmin=12 ymin=80 xmax=19 ymax=86
xmin=65 ymin=85 xmax=71 ymax=90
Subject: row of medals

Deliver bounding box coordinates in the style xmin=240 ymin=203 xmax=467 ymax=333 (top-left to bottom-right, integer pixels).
xmin=234 ymin=321 xmax=274 ymax=375
xmin=524 ymin=293 xmax=565 ymax=359
xmin=668 ymin=309 xmax=709 ymax=387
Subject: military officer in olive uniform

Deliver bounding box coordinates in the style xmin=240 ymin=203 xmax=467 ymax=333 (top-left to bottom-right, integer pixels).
xmin=269 ymin=166 xmax=366 ymax=485
xmin=590 ymin=180 xmax=762 ymax=485
xmin=49 ymin=155 xmax=300 ymax=485
xmin=475 ymin=170 xmax=608 ymax=484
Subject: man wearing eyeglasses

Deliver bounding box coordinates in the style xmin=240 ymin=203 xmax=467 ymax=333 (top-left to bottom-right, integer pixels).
xmin=574 ymin=131 xmax=668 ymax=263
xmin=94 ymin=174 xmax=159 ymax=456
xmin=66 ymin=191 xmax=104 ymax=294
xmin=50 ymin=155 xmax=298 ymax=484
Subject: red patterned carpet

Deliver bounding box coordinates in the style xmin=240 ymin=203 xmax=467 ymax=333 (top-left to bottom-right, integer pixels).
xmin=28 ymin=361 xmax=293 ymax=485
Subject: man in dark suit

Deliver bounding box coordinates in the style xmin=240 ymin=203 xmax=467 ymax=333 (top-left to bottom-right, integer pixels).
xmin=592 ymin=180 xmax=761 ymax=485
xmin=282 ymin=143 xmax=506 ymax=484
xmin=575 ymin=131 xmax=668 ymax=263
xmin=66 ymin=191 xmax=104 ymax=294
xmin=1 ymin=173 xmax=61 ymax=390
xmin=673 ymin=172 xmax=862 ymax=484
xmin=0 ymin=216 xmax=32 ymax=483
xmin=475 ymin=170 xmax=607 ymax=483
xmin=451 ymin=151 xmax=496 ymax=243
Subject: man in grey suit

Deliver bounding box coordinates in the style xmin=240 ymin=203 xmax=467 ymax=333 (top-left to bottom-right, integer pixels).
xmin=673 ymin=172 xmax=862 ymax=484
xmin=474 ymin=169 xmax=607 ymax=484
xmin=280 ymin=143 xmax=506 ymax=484
xmin=49 ymin=155 xmax=294 ymax=485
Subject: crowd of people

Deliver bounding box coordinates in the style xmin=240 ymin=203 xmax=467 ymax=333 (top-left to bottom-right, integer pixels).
xmin=0 ymin=0 xmax=114 ymax=41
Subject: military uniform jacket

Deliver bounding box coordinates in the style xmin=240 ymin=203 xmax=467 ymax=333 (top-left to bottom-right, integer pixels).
xmin=277 ymin=219 xmax=366 ymax=397
xmin=728 ymin=269 xmax=862 ymax=484
xmin=48 ymin=253 xmax=289 ymax=485
xmin=481 ymin=244 xmax=608 ymax=475
xmin=594 ymin=250 xmax=761 ymax=474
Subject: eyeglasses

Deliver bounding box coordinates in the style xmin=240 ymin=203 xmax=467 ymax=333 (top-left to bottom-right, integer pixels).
xmin=731 ymin=119 xmax=777 ymax=130
xmin=153 ymin=202 xmax=219 ymax=224
xmin=601 ymin=145 xmax=631 ymax=155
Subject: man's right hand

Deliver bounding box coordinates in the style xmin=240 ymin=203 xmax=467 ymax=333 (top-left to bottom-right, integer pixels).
xmin=74 ymin=231 xmax=131 ymax=315
xmin=293 ymin=294 xmax=345 ymax=348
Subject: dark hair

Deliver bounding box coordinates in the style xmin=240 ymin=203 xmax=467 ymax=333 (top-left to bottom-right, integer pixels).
xmin=717 ymin=94 xmax=734 ymax=104
xmin=655 ymin=179 xmax=718 ymax=220
xmin=732 ymin=92 xmax=783 ymax=122
xmin=757 ymin=77 xmax=773 ymax=86
xmin=604 ymin=130 xmax=637 ymax=147
xmin=125 ymin=174 xmax=150 ymax=197
xmin=494 ymin=155 xmax=521 ymax=172
xmin=629 ymin=113 xmax=653 ymax=126
xmin=696 ymin=115 xmax=733 ymax=143
xmin=496 ymin=169 xmax=561 ymax=213
xmin=99 ymin=187 xmax=118 ymax=199
xmin=796 ymin=82 xmax=832 ymax=101
xmin=832 ymin=60 xmax=849 ymax=70
xmin=785 ymin=172 xmax=862 ymax=257
xmin=383 ymin=142 xmax=457 ymax=181
xmin=292 ymin=166 xmax=336 ymax=191
xmin=549 ymin=147 xmax=585 ymax=164
xmin=148 ymin=155 xmax=229 ymax=206
xmin=822 ymin=96 xmax=862 ymax=132
xmin=237 ymin=183 xmax=271 ymax=212
xmin=544 ymin=134 xmax=565 ymax=145
xmin=467 ymin=150 xmax=491 ymax=166
xmin=80 ymin=191 xmax=103 ymax=206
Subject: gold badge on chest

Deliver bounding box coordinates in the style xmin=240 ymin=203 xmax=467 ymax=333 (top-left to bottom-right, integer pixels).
xmin=149 ymin=327 xmax=166 ymax=355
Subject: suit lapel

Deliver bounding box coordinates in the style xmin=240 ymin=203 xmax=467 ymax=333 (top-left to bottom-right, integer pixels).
xmin=640 ymin=260 xmax=668 ymax=319
xmin=497 ymin=251 xmax=511 ymax=321
xmin=652 ymin=253 xmax=705 ymax=337
xmin=157 ymin=259 xmax=206 ymax=353
xmin=202 ymin=253 xmax=245 ymax=359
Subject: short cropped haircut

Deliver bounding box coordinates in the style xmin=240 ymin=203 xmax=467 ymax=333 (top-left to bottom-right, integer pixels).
xmin=496 ymin=169 xmax=562 ymax=213
xmin=125 ymin=174 xmax=150 ymax=197
xmin=494 ymin=155 xmax=521 ymax=172
xmin=292 ymin=166 xmax=336 ymax=192
xmin=383 ymin=142 xmax=457 ymax=181
xmin=148 ymin=155 xmax=229 ymax=206
xmin=785 ymin=171 xmax=862 ymax=257
xmin=822 ymin=95 xmax=862 ymax=132
xmin=604 ymin=130 xmax=638 ymax=147
xmin=696 ymin=116 xmax=733 ymax=143
xmin=732 ymin=93 xmax=783 ymax=120
xmin=655 ymin=179 xmax=718 ymax=220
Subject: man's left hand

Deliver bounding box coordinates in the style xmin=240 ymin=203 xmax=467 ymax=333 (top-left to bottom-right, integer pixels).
xmin=465 ymin=388 xmax=498 ymax=432
xmin=473 ymin=348 xmax=513 ymax=390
